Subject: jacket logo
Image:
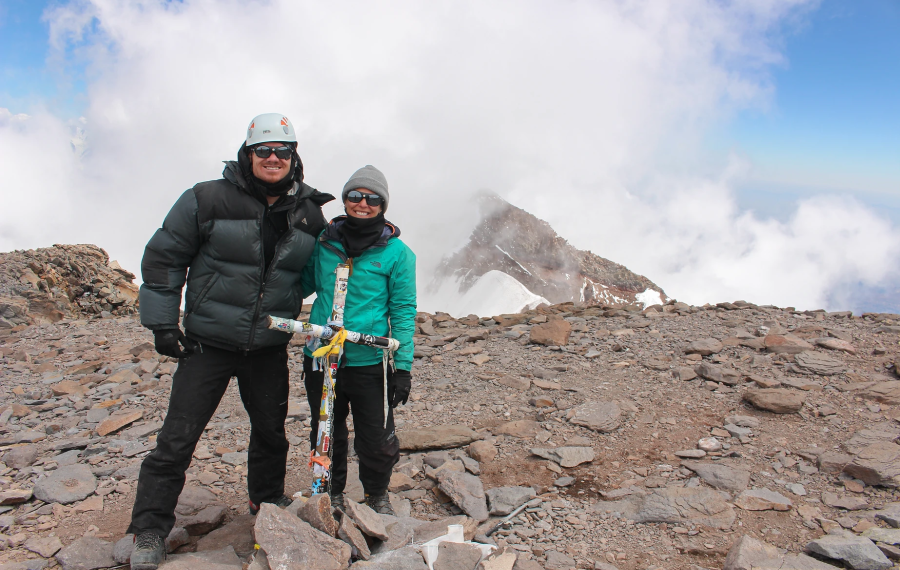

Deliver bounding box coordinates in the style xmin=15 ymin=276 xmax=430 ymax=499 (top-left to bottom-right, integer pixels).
xmin=370 ymin=261 xmax=381 ymax=268
xmin=301 ymin=218 xmax=307 ymax=225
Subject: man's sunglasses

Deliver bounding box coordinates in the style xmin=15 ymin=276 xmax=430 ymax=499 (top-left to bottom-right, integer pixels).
xmin=346 ymin=190 xmax=384 ymax=207
xmin=251 ymin=145 xmax=293 ymax=160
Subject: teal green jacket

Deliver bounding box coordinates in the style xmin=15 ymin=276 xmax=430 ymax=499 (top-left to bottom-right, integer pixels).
xmin=302 ymin=217 xmax=417 ymax=370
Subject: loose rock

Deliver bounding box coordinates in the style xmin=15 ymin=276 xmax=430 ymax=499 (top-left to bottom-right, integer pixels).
xmin=568 ymin=401 xmax=621 ymax=432
xmin=743 ymin=389 xmax=805 ymax=414
xmin=55 ymin=537 xmax=116 ymax=570
xmin=734 ymin=489 xmax=793 ymax=511
xmin=806 ymin=534 xmax=891 ymax=570
xmin=254 ymin=503 xmax=350 ymax=570
xmin=33 ymin=464 xmax=97 ymax=504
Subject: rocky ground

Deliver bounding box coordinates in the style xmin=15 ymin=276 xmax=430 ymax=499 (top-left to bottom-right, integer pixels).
xmin=2 ymin=297 xmax=900 ymax=570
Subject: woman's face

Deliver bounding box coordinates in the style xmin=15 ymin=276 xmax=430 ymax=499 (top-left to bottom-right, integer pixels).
xmin=344 ymin=188 xmax=383 ymax=218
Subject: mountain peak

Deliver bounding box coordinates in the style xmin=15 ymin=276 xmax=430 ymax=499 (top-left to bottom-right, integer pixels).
xmin=436 ymin=194 xmax=665 ymax=310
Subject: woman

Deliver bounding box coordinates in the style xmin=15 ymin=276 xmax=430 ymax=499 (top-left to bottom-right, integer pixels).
xmin=302 ymin=165 xmax=416 ymax=515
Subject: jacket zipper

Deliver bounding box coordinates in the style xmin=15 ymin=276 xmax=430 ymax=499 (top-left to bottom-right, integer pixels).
xmin=247 ymin=204 xmax=292 ymax=350
xmin=320 ymin=238 xmax=348 ymax=262
xmin=185 ymin=273 xmax=220 ymax=317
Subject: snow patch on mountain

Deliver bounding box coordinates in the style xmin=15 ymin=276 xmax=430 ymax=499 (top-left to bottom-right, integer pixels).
xmin=420 ymin=270 xmax=549 ymax=318
xmin=635 ymin=288 xmax=664 ymax=308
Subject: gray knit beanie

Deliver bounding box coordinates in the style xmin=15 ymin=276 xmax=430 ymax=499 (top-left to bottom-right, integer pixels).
xmin=342 ymin=165 xmax=389 ymax=213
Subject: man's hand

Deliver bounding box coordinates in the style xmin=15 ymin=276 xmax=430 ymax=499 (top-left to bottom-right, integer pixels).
xmin=154 ymin=328 xmax=199 ymax=359
xmin=389 ymin=369 xmax=411 ymax=408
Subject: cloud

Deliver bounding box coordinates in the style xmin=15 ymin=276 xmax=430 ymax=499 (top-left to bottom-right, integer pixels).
xmin=2 ymin=0 xmax=895 ymax=312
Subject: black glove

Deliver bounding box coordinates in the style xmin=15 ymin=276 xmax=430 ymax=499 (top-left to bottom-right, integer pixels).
xmin=154 ymin=328 xmax=199 ymax=359
xmin=389 ymin=369 xmax=411 ymax=408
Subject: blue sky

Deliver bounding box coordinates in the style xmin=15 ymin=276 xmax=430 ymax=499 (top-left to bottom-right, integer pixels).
xmin=722 ymin=0 xmax=900 ymax=221
xmin=0 ymin=0 xmax=82 ymax=115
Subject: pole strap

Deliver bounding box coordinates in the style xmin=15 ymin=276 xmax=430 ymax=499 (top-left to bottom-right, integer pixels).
xmin=311 ymin=328 xmax=348 ymax=359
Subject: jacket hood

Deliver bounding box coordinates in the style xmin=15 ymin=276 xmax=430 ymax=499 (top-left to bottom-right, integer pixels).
xmin=222 ymin=160 xmax=335 ymax=207
xmin=322 ymin=215 xmax=400 ymax=248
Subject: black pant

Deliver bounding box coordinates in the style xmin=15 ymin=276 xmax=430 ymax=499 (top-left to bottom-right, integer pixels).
xmin=128 ymin=345 xmax=289 ymax=538
xmin=303 ymin=355 xmax=399 ymax=496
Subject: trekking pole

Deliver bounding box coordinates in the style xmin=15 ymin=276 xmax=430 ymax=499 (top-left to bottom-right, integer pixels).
xmin=265 ymin=264 xmax=400 ymax=496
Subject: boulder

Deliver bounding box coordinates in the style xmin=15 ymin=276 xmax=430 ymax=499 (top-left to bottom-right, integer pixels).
xmin=765 ymin=334 xmax=814 ymax=354
xmin=722 ymin=535 xmax=782 ymax=570
xmin=494 ymin=420 xmax=542 ymax=438
xmin=823 ymin=492 xmax=870 ymax=511
xmin=344 ymin=500 xmax=389 ymax=541
xmin=161 ymin=546 xmax=243 ymax=570
xmin=875 ymin=503 xmax=900 ymax=527
xmin=96 ymin=410 xmax=143 ymax=436
xmin=862 ymin=528 xmax=900 ymax=546
xmin=467 ymin=441 xmax=497 ymax=463
xmin=815 ymin=338 xmax=856 ymax=354
xmin=734 ymin=489 xmax=792 ymax=511
xmin=544 ymin=550 xmax=575 ymax=570
xmin=806 ymin=534 xmax=891 ymax=570
xmin=591 ymin=487 xmax=734 ymax=529
xmin=819 ymin=452 xmax=853 ymax=473
xmin=861 ymin=382 xmax=900 ymax=405
xmin=174 ymin=486 xmax=227 ymax=535
xmin=844 ymin=442 xmax=900 ymax=488
xmin=743 ymin=389 xmax=805 ymax=414
xmin=437 ymin=471 xmax=489 ymax=522
xmin=568 ymin=401 xmax=621 ymax=433
xmin=399 ymin=425 xmax=479 ymax=451
xmin=24 ymin=536 xmax=63 ymax=558
xmin=196 ymin=515 xmax=257 ymax=558
xmin=724 ymin=415 xmax=760 ymax=429
xmin=530 ymin=447 xmax=595 ymax=468
xmin=695 ymin=362 xmax=740 ymax=385
xmin=842 ymin=429 xmax=900 ymax=455
xmin=497 ymin=375 xmax=530 ymax=390
xmin=795 ymin=351 xmax=846 ymax=375
xmin=254 ymin=503 xmax=350 ymax=570
xmin=673 ymin=367 xmax=698 ymax=381
xmin=529 ymin=320 xmax=571 ymax=346
xmin=33 ymin=464 xmax=97 ymax=504
xmin=296 ymin=493 xmax=338 ymax=537
xmin=685 ymin=338 xmax=724 ymax=356
xmin=724 ymin=538 xmax=836 ymax=570
xmin=337 ymin=515 xmax=370 ymax=561
xmin=351 ymin=546 xmax=427 ymax=569
xmin=176 ymin=505 xmax=227 ymax=536
xmin=486 ymin=486 xmax=536 ymax=516
xmin=0 ymin=489 xmax=33 ymax=505
xmin=4 ymin=444 xmax=39 ymax=469
xmin=433 ymin=542 xmax=484 ymax=570
xmin=55 ymin=537 xmax=115 ymax=570
xmin=680 ymin=461 xmax=750 ymax=492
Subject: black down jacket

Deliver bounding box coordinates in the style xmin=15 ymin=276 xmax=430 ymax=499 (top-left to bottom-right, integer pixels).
xmin=138 ymin=161 xmax=333 ymax=351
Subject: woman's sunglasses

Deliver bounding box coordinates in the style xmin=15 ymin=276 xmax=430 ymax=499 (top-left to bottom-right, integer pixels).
xmin=251 ymin=145 xmax=293 ymax=160
xmin=346 ymin=190 xmax=384 ymax=207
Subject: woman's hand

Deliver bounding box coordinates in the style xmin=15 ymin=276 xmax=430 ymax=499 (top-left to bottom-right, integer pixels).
xmin=389 ymin=369 xmax=411 ymax=407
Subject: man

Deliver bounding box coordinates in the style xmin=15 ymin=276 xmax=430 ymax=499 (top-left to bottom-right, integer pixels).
xmin=128 ymin=113 xmax=333 ymax=570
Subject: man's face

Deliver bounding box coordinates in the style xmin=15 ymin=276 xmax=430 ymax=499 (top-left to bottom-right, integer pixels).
xmin=250 ymin=143 xmax=293 ymax=184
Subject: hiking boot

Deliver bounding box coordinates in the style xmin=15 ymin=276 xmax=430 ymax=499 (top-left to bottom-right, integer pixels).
xmin=130 ymin=533 xmax=165 ymax=570
xmin=249 ymin=494 xmax=293 ymax=516
xmin=330 ymin=492 xmax=345 ymax=513
xmin=364 ymin=492 xmax=394 ymax=515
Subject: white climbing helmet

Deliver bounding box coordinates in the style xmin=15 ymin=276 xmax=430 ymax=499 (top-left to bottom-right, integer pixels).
xmin=245 ymin=113 xmax=297 ymax=145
